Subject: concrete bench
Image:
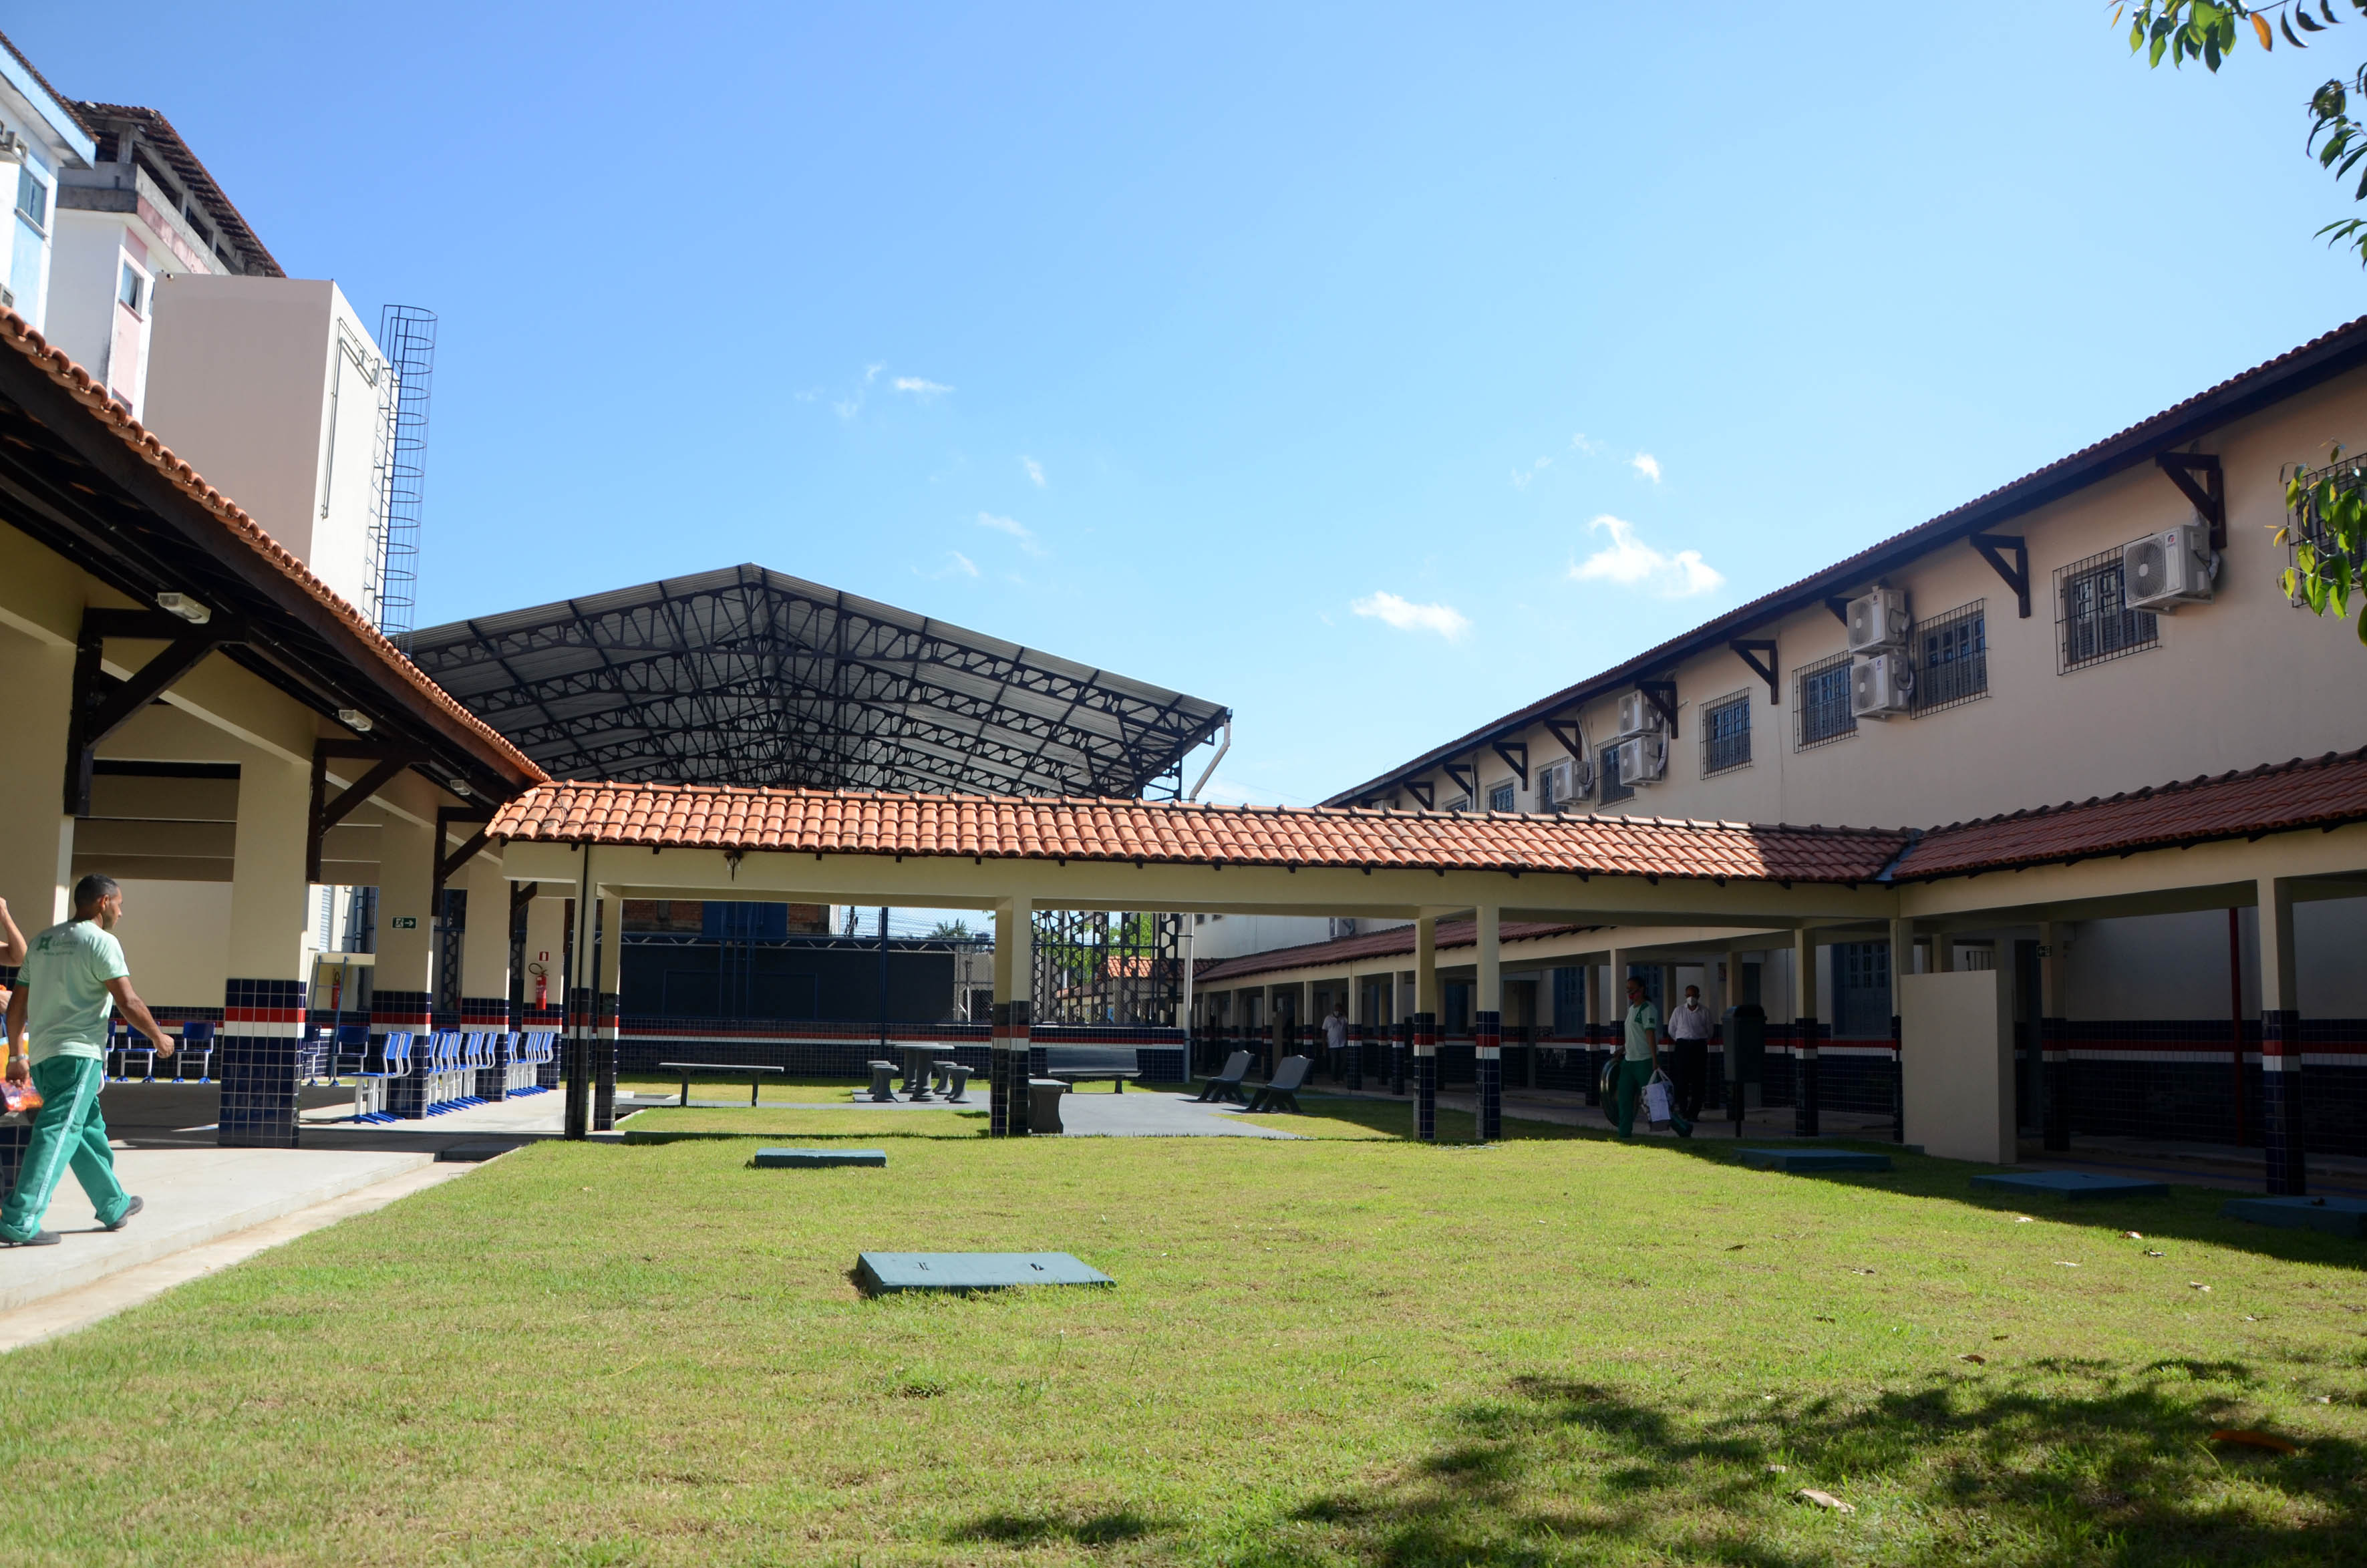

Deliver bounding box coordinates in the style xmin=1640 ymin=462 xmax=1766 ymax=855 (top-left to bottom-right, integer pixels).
xmin=1049 ymin=1070 xmax=1140 ymax=1094
xmin=659 ymin=1061 xmax=784 ymax=1108
xmin=1026 ymin=1077 xmax=1070 ymax=1134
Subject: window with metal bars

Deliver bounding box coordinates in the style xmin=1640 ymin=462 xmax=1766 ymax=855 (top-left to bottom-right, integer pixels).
xmin=1700 ymin=690 xmax=1751 ymax=774
xmin=1912 ymin=600 xmax=1988 ymax=714
xmin=2056 ymin=547 xmax=2157 ymax=672
xmin=1794 ymin=652 xmax=1855 ymax=749
xmin=1597 ymin=744 xmax=1632 ymax=804
xmin=1487 ymin=780 xmax=1515 ymax=812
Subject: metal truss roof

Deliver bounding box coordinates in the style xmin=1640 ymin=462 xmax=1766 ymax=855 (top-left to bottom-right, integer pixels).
xmin=407 ymin=565 xmax=1229 ymax=797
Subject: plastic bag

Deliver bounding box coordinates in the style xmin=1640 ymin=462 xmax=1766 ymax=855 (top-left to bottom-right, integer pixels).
xmin=0 ymin=1078 xmax=43 ymax=1116
xmin=1643 ymin=1076 xmax=1674 ymax=1128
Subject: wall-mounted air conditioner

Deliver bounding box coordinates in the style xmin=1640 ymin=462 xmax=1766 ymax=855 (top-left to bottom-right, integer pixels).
xmin=1611 ymin=733 xmax=1667 ymax=786
xmin=1845 ymin=588 xmax=1910 ymax=653
xmin=1614 ymin=690 xmax=1664 ymax=738
xmin=2123 ymin=521 xmax=2217 ymax=612
xmin=1850 ymin=651 xmax=1915 ymax=720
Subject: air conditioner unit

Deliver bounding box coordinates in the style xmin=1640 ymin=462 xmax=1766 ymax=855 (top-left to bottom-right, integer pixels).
xmin=1611 ymin=733 xmax=1667 ymax=786
xmin=1850 ymin=651 xmax=1915 ymax=720
xmin=2122 ymin=521 xmax=2217 ymax=612
xmin=1845 ymin=588 xmax=1910 ymax=653
xmin=1614 ymin=691 xmax=1664 ymax=738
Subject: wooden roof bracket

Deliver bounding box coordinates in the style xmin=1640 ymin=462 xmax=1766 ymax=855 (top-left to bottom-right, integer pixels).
xmin=1729 ymin=638 xmax=1779 ymax=704
xmin=1637 ymin=679 xmax=1679 ymax=739
xmin=1491 ymin=740 xmax=1529 ymax=787
xmin=432 ymin=804 xmax=498 ymax=907
xmin=1823 ymin=596 xmax=1851 ymax=625
xmin=1442 ymin=760 xmax=1476 ymax=801
xmin=2156 ymin=451 xmax=2227 ymax=551
xmin=307 ymin=740 xmax=424 ymax=883
xmin=65 ymin=607 xmax=244 ymax=816
xmin=1544 ymin=716 xmax=1587 ymax=760
xmin=1406 ymin=779 xmax=1436 ymax=810
xmin=1967 ymin=532 xmax=2032 ymax=618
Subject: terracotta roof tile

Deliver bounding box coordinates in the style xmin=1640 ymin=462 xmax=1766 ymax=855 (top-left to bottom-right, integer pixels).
xmin=488 ymin=782 xmax=1909 ymax=882
xmin=0 ymin=309 xmax=544 ymax=786
xmin=1195 ymin=919 xmax=1589 ymax=985
xmin=1895 ymin=748 xmax=2367 ymax=879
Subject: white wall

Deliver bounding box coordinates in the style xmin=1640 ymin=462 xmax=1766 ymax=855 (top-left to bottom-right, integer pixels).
xmin=108 ymin=879 xmax=232 ymax=1011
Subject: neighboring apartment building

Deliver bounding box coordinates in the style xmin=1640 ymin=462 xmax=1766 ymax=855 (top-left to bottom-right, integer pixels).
xmin=0 ymin=34 xmax=96 ymax=329
xmin=49 ymin=101 xmax=283 ymax=418
xmin=1195 ymin=317 xmax=2367 ymax=1157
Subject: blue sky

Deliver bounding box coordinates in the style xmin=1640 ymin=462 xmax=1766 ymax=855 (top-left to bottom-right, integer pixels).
xmin=17 ymin=3 xmax=2367 ymax=806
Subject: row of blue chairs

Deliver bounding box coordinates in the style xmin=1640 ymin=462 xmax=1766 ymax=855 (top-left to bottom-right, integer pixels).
xmin=106 ymin=1019 xmax=214 ymax=1082
xmin=352 ymin=1030 xmax=558 ymax=1123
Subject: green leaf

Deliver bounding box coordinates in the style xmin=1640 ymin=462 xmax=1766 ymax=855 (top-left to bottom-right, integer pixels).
xmin=2285 ymin=13 xmax=2309 ymax=45
xmin=2323 ymin=0 xmax=2342 ymax=23
xmin=2297 ymin=6 xmax=2327 ymax=29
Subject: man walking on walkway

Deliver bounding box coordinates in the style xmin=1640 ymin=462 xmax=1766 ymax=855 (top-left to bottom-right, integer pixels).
xmin=1667 ymin=983 xmax=1712 ymax=1123
xmin=1612 ymin=974 xmax=1660 ymax=1139
xmin=1 ymin=875 xmax=167 ymax=1246
xmin=1322 ymin=1001 xmax=1349 ymax=1082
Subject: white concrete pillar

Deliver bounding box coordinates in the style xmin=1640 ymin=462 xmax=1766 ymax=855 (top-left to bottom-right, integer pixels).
xmin=0 ymin=629 xmax=75 ymax=931
xmin=991 ymin=897 xmax=1033 ymax=1136
xmin=218 ymin=748 xmax=312 ymax=1148
xmin=1792 ymin=925 xmax=1821 ymax=1136
xmin=1415 ymin=914 xmax=1439 ymax=1017
xmin=375 ymin=808 xmax=436 ymax=999
xmin=458 ymin=847 xmax=512 ymax=1024
xmin=1474 ymin=904 xmax=1503 ymax=1140
xmin=2257 ymin=878 xmax=2305 ymax=1193
xmin=523 ymin=889 xmax=566 ymax=1020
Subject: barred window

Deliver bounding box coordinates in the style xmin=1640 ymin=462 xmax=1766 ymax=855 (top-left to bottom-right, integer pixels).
xmin=1913 ymin=600 xmax=1988 ymax=714
xmin=1794 ymin=652 xmax=1856 ymax=749
xmin=2056 ymin=548 xmax=2157 ymax=672
xmin=1597 ymin=744 xmax=1633 ymax=804
xmin=1487 ymin=780 xmax=1515 ymax=812
xmin=1537 ymin=760 xmax=1569 ymax=811
xmin=1702 ymin=691 xmax=1751 ymax=775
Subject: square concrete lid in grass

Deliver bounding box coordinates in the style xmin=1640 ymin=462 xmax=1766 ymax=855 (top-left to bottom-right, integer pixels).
xmin=856 ymin=1252 xmax=1112 ymax=1294
xmin=752 ymin=1148 xmax=887 ymax=1168
xmin=1970 ymin=1170 xmax=2170 ymax=1201
xmin=1737 ymin=1148 xmax=1893 ymax=1172
xmin=2221 ymin=1195 xmax=2367 ymax=1237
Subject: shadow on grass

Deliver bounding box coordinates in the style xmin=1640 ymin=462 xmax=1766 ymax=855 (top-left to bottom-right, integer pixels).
xmin=946 ymin=1507 xmax=1168 ymax=1547
xmin=1267 ymin=1366 xmax=2363 ymax=1566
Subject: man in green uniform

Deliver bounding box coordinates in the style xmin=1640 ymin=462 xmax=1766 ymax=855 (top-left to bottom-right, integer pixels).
xmin=1612 ymin=973 xmax=1661 ymax=1140
xmin=1 ymin=875 xmax=170 ymax=1246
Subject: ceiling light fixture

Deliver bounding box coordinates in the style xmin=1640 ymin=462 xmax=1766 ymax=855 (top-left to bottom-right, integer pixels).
xmin=336 ymin=708 xmax=373 ymax=734
xmin=156 ymin=591 xmax=211 ymax=625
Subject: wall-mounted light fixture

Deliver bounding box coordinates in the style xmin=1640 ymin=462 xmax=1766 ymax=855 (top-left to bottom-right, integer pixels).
xmin=336 ymin=708 xmax=373 ymax=733
xmin=156 ymin=591 xmax=212 ymax=625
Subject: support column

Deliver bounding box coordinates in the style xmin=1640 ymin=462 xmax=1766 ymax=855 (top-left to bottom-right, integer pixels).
xmin=1344 ymin=965 xmax=1366 ymax=1091
xmin=220 ymin=750 xmax=312 ymax=1148
xmin=1391 ymin=970 xmax=1410 ymax=1094
xmin=2038 ymin=920 xmax=2068 ymax=1153
xmin=1474 ymin=905 xmax=1502 ymax=1143
xmin=591 ymin=891 xmax=623 ymax=1130
xmin=0 ymin=629 xmax=75 ymax=942
xmin=375 ymin=802 xmax=436 ymax=1120
xmin=1601 ymin=946 xmax=1627 ymax=1109
xmin=1888 ymin=917 xmax=1913 ymax=1145
xmin=563 ymin=852 xmax=597 ymax=1139
xmin=459 ymin=850 xmax=513 ymax=1098
xmin=1793 ymin=927 xmax=1819 ymax=1138
xmin=1413 ymin=913 xmax=1439 ymax=1140
xmin=991 ymin=898 xmax=1032 ymax=1137
xmin=522 ymin=891 xmax=567 ymax=1088
xmin=2257 ymin=879 xmax=2305 ymax=1195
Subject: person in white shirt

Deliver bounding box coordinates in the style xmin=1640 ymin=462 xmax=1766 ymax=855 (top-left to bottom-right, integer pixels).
xmin=1666 ymin=983 xmax=1712 ymax=1123
xmin=1322 ymin=1003 xmax=1349 ymax=1081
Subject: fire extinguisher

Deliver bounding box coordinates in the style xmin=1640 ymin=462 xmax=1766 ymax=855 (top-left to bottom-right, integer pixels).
xmin=528 ymin=961 xmax=548 ymax=1008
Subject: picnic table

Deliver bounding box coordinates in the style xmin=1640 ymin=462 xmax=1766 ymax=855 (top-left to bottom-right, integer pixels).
xmin=1048 ymin=1070 xmax=1141 ymax=1094
xmin=659 ymin=1061 xmax=784 ymax=1107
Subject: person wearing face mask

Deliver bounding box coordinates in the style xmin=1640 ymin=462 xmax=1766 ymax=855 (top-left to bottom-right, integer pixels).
xmin=1666 ymin=983 xmax=1713 ymax=1124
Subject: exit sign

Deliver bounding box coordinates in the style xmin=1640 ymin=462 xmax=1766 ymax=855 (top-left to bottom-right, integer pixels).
xmin=389 ymin=916 xmax=418 ymax=930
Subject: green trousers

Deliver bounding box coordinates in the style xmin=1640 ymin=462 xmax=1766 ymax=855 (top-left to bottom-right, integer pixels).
xmin=1 ymin=1056 xmax=130 ymax=1239
xmin=1612 ymin=1058 xmax=1656 ymax=1139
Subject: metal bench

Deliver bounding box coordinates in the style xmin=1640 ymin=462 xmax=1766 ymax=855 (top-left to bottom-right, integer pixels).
xmin=660 ymin=1061 xmax=784 ymax=1107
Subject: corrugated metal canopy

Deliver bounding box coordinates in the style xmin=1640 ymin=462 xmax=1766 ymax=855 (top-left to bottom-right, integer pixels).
xmin=408 ymin=564 xmax=1229 ymax=797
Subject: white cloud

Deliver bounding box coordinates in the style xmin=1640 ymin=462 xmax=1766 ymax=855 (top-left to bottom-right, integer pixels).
xmin=1569 ymin=514 xmax=1723 ymax=597
xmin=1351 ymin=591 xmax=1471 ymax=641
xmin=977 ymin=511 xmax=1046 ymax=557
xmin=938 ymin=551 xmax=979 ymax=579
xmin=1630 ymin=452 xmax=1662 ymax=483
xmin=893 ymin=376 xmax=953 ymax=398
xmin=1570 ymin=432 xmax=1600 ymax=454
xmin=1510 ymin=454 xmax=1553 ymax=491
xmin=1021 ymin=456 xmax=1046 ymax=488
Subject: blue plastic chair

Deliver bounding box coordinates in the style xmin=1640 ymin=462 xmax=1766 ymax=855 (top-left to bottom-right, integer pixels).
xmin=354 ymin=1030 xmax=412 ymax=1122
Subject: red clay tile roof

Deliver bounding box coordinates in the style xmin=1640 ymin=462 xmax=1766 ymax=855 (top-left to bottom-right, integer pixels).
xmin=0 ymin=309 xmax=545 ymax=785
xmin=488 ymin=782 xmax=1910 ymax=881
xmin=1196 ymin=919 xmax=1588 ymax=985
xmin=1894 ymin=749 xmax=2367 ymax=881
xmin=1327 ymin=314 xmax=2367 ymax=806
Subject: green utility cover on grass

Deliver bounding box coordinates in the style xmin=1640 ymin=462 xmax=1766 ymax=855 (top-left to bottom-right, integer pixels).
xmin=1971 ymin=1170 xmax=2169 ymax=1201
xmin=752 ymin=1148 xmax=887 ymax=1168
xmin=2220 ymin=1195 xmax=2367 ymax=1237
xmin=1737 ymin=1148 xmax=1893 ymax=1173
xmin=856 ymin=1252 xmax=1112 ymax=1293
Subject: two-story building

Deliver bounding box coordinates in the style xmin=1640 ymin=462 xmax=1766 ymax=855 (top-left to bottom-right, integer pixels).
xmin=1192 ymin=316 xmax=2367 ymax=1167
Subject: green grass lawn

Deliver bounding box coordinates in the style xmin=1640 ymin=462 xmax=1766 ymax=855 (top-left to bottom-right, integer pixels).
xmin=3 ymin=1120 xmax=2363 ymax=1565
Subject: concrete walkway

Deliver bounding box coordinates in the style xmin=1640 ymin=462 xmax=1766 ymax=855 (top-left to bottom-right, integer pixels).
xmin=0 ymin=1144 xmax=440 ymax=1315
xmin=1059 ymin=1088 xmax=1303 ymax=1138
